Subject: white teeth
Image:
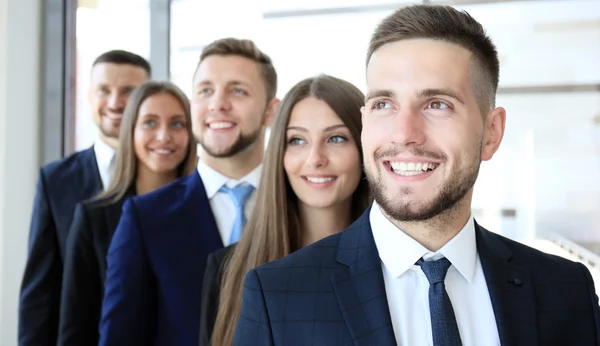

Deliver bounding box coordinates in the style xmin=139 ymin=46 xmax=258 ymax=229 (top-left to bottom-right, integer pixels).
xmin=306 ymin=177 xmax=335 ymax=183
xmin=209 ymin=122 xmax=234 ymax=129
xmin=389 ymin=161 xmax=438 ymax=175
xmin=155 ymin=149 xmax=173 ymax=154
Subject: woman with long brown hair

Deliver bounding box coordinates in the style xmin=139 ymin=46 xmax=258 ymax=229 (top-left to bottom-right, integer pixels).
xmin=199 ymin=74 xmax=370 ymax=346
xmin=58 ymin=81 xmax=197 ymax=346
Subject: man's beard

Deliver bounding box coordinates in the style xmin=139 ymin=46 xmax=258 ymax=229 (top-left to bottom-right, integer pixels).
xmin=200 ymin=123 xmax=263 ymax=158
xmin=100 ymin=119 xmax=120 ymax=140
xmin=366 ymin=144 xmax=481 ymax=222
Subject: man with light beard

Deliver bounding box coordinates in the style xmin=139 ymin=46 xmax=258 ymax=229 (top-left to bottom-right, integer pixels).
xmin=19 ymin=50 xmax=150 ymax=346
xmin=233 ymin=5 xmax=600 ymax=346
xmin=98 ymin=38 xmax=279 ymax=346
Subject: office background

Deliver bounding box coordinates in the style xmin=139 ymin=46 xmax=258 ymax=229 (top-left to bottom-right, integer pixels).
xmin=1 ymin=0 xmax=599 ymax=344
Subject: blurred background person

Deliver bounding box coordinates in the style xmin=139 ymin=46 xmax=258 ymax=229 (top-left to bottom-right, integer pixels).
xmin=58 ymin=80 xmax=198 ymax=346
xmin=18 ymin=50 xmax=150 ymax=346
xmin=201 ymin=74 xmax=371 ymax=346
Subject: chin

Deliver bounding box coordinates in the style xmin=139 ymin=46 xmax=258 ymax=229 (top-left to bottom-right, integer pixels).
xmin=300 ymin=197 xmax=340 ymax=210
xmin=149 ymin=165 xmax=178 ymax=175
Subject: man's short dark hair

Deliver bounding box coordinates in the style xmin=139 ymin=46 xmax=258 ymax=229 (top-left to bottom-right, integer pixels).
xmin=368 ymin=4 xmax=499 ymax=114
xmin=92 ymin=50 xmax=152 ymax=77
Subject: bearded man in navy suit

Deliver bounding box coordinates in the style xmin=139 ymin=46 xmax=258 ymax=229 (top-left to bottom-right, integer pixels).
xmin=234 ymin=5 xmax=600 ymax=346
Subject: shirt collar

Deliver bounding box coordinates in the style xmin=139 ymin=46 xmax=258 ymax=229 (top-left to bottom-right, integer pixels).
xmin=196 ymin=159 xmax=262 ymax=199
xmin=370 ymin=201 xmax=477 ymax=283
xmin=94 ymin=139 xmax=115 ymax=171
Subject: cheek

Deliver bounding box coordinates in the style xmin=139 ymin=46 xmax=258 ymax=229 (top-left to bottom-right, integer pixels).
xmin=174 ymin=131 xmax=190 ymax=154
xmin=191 ymin=100 xmax=207 ymax=121
xmin=133 ymin=130 xmax=148 ymax=157
xmin=283 ymin=149 xmax=304 ymax=178
xmin=336 ymin=148 xmax=363 ymax=183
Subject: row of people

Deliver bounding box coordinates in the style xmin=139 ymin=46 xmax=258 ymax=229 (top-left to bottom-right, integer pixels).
xmin=20 ymin=4 xmax=600 ymax=346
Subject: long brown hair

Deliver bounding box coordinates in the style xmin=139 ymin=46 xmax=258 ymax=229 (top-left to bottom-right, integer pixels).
xmin=94 ymin=80 xmax=198 ymax=205
xmin=211 ymin=74 xmax=371 ymax=345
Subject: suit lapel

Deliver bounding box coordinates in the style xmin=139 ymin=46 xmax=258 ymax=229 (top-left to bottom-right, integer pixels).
xmin=179 ymin=171 xmax=223 ymax=249
xmin=476 ymin=223 xmax=538 ymax=346
xmin=332 ymin=210 xmax=396 ymax=346
xmin=80 ymin=146 xmax=103 ymax=201
xmin=105 ymin=188 xmax=135 ymax=239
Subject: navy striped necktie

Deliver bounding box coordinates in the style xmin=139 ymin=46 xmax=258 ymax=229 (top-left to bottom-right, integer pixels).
xmin=417 ymin=257 xmax=462 ymax=346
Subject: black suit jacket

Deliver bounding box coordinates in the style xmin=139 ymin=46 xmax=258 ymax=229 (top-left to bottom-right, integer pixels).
xmin=58 ymin=190 xmax=134 ymax=346
xmin=235 ymin=208 xmax=600 ymax=346
xmin=199 ymin=245 xmax=235 ymax=346
xmin=19 ymin=146 xmax=102 ymax=346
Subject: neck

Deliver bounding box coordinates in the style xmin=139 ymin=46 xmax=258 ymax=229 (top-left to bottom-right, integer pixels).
xmin=298 ymin=199 xmax=353 ymax=248
xmin=201 ymin=139 xmax=264 ymax=180
xmin=135 ymin=166 xmax=177 ymax=195
xmin=385 ymin=191 xmax=473 ymax=252
xmin=99 ymin=132 xmax=118 ymax=149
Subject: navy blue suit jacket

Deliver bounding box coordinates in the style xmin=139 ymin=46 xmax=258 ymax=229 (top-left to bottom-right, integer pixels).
xmin=58 ymin=189 xmax=134 ymax=346
xmin=19 ymin=147 xmax=102 ymax=346
xmin=99 ymin=171 xmax=223 ymax=346
xmin=235 ymin=208 xmax=600 ymax=346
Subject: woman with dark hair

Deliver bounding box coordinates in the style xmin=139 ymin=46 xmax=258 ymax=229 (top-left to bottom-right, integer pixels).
xmin=57 ymin=81 xmax=198 ymax=346
xmin=200 ymin=74 xmax=371 ymax=346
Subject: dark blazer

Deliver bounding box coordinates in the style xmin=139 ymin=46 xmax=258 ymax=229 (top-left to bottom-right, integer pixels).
xmin=199 ymin=245 xmax=235 ymax=346
xmin=57 ymin=190 xmax=134 ymax=346
xmin=234 ymin=208 xmax=600 ymax=346
xmin=99 ymin=171 xmax=223 ymax=346
xmin=19 ymin=146 xmax=102 ymax=346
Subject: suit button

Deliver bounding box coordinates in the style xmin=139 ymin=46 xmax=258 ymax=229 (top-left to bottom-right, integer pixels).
xmin=508 ymin=278 xmax=523 ymax=286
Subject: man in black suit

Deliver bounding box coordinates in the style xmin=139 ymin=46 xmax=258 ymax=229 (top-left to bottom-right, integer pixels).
xmin=18 ymin=50 xmax=150 ymax=346
xmin=234 ymin=5 xmax=600 ymax=346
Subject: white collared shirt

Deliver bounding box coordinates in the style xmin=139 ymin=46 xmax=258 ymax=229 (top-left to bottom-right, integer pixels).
xmin=197 ymin=160 xmax=261 ymax=246
xmin=370 ymin=202 xmax=500 ymax=346
xmin=94 ymin=139 xmax=116 ymax=190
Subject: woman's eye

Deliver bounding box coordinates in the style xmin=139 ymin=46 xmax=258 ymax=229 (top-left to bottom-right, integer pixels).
xmin=287 ymin=137 xmax=305 ymax=145
xmin=328 ymin=135 xmax=346 ymax=144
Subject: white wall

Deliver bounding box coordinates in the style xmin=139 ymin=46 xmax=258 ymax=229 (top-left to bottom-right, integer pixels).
xmin=0 ymin=0 xmax=42 ymax=344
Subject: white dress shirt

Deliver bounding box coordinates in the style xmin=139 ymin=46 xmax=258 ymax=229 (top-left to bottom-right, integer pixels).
xmin=370 ymin=202 xmax=501 ymax=346
xmin=94 ymin=139 xmax=116 ymax=190
xmin=197 ymin=160 xmax=261 ymax=246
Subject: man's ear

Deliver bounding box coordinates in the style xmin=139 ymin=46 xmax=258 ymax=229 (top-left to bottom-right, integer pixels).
xmin=264 ymin=97 xmax=280 ymax=127
xmin=481 ymin=106 xmax=506 ymax=161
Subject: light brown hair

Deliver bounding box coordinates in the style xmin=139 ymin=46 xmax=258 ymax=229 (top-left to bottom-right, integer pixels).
xmin=211 ymin=74 xmax=371 ymax=345
xmin=95 ymin=81 xmax=198 ymax=205
xmin=195 ymin=37 xmax=277 ymax=102
xmin=367 ymin=4 xmax=499 ymax=114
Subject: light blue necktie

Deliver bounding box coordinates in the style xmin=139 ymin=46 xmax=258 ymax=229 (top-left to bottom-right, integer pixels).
xmin=219 ymin=184 xmax=255 ymax=245
xmin=417 ymin=257 xmax=462 ymax=346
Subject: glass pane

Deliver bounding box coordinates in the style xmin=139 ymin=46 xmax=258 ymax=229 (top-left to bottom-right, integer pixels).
xmin=74 ymin=0 xmax=150 ymax=151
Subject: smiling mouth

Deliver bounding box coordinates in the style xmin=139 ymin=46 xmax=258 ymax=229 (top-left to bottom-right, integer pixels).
xmin=385 ymin=161 xmax=439 ymax=176
xmin=207 ymin=121 xmax=235 ymax=129
xmin=103 ymin=113 xmax=122 ymax=120
xmin=152 ymin=148 xmax=175 ymax=155
xmin=302 ymin=176 xmax=337 ymax=184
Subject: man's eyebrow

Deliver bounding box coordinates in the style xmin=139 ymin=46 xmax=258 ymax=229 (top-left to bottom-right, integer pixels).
xmin=416 ymin=88 xmax=465 ymax=104
xmin=365 ymin=89 xmax=395 ymax=103
xmin=194 ymin=80 xmax=212 ymax=87
xmin=194 ymin=80 xmax=251 ymax=88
